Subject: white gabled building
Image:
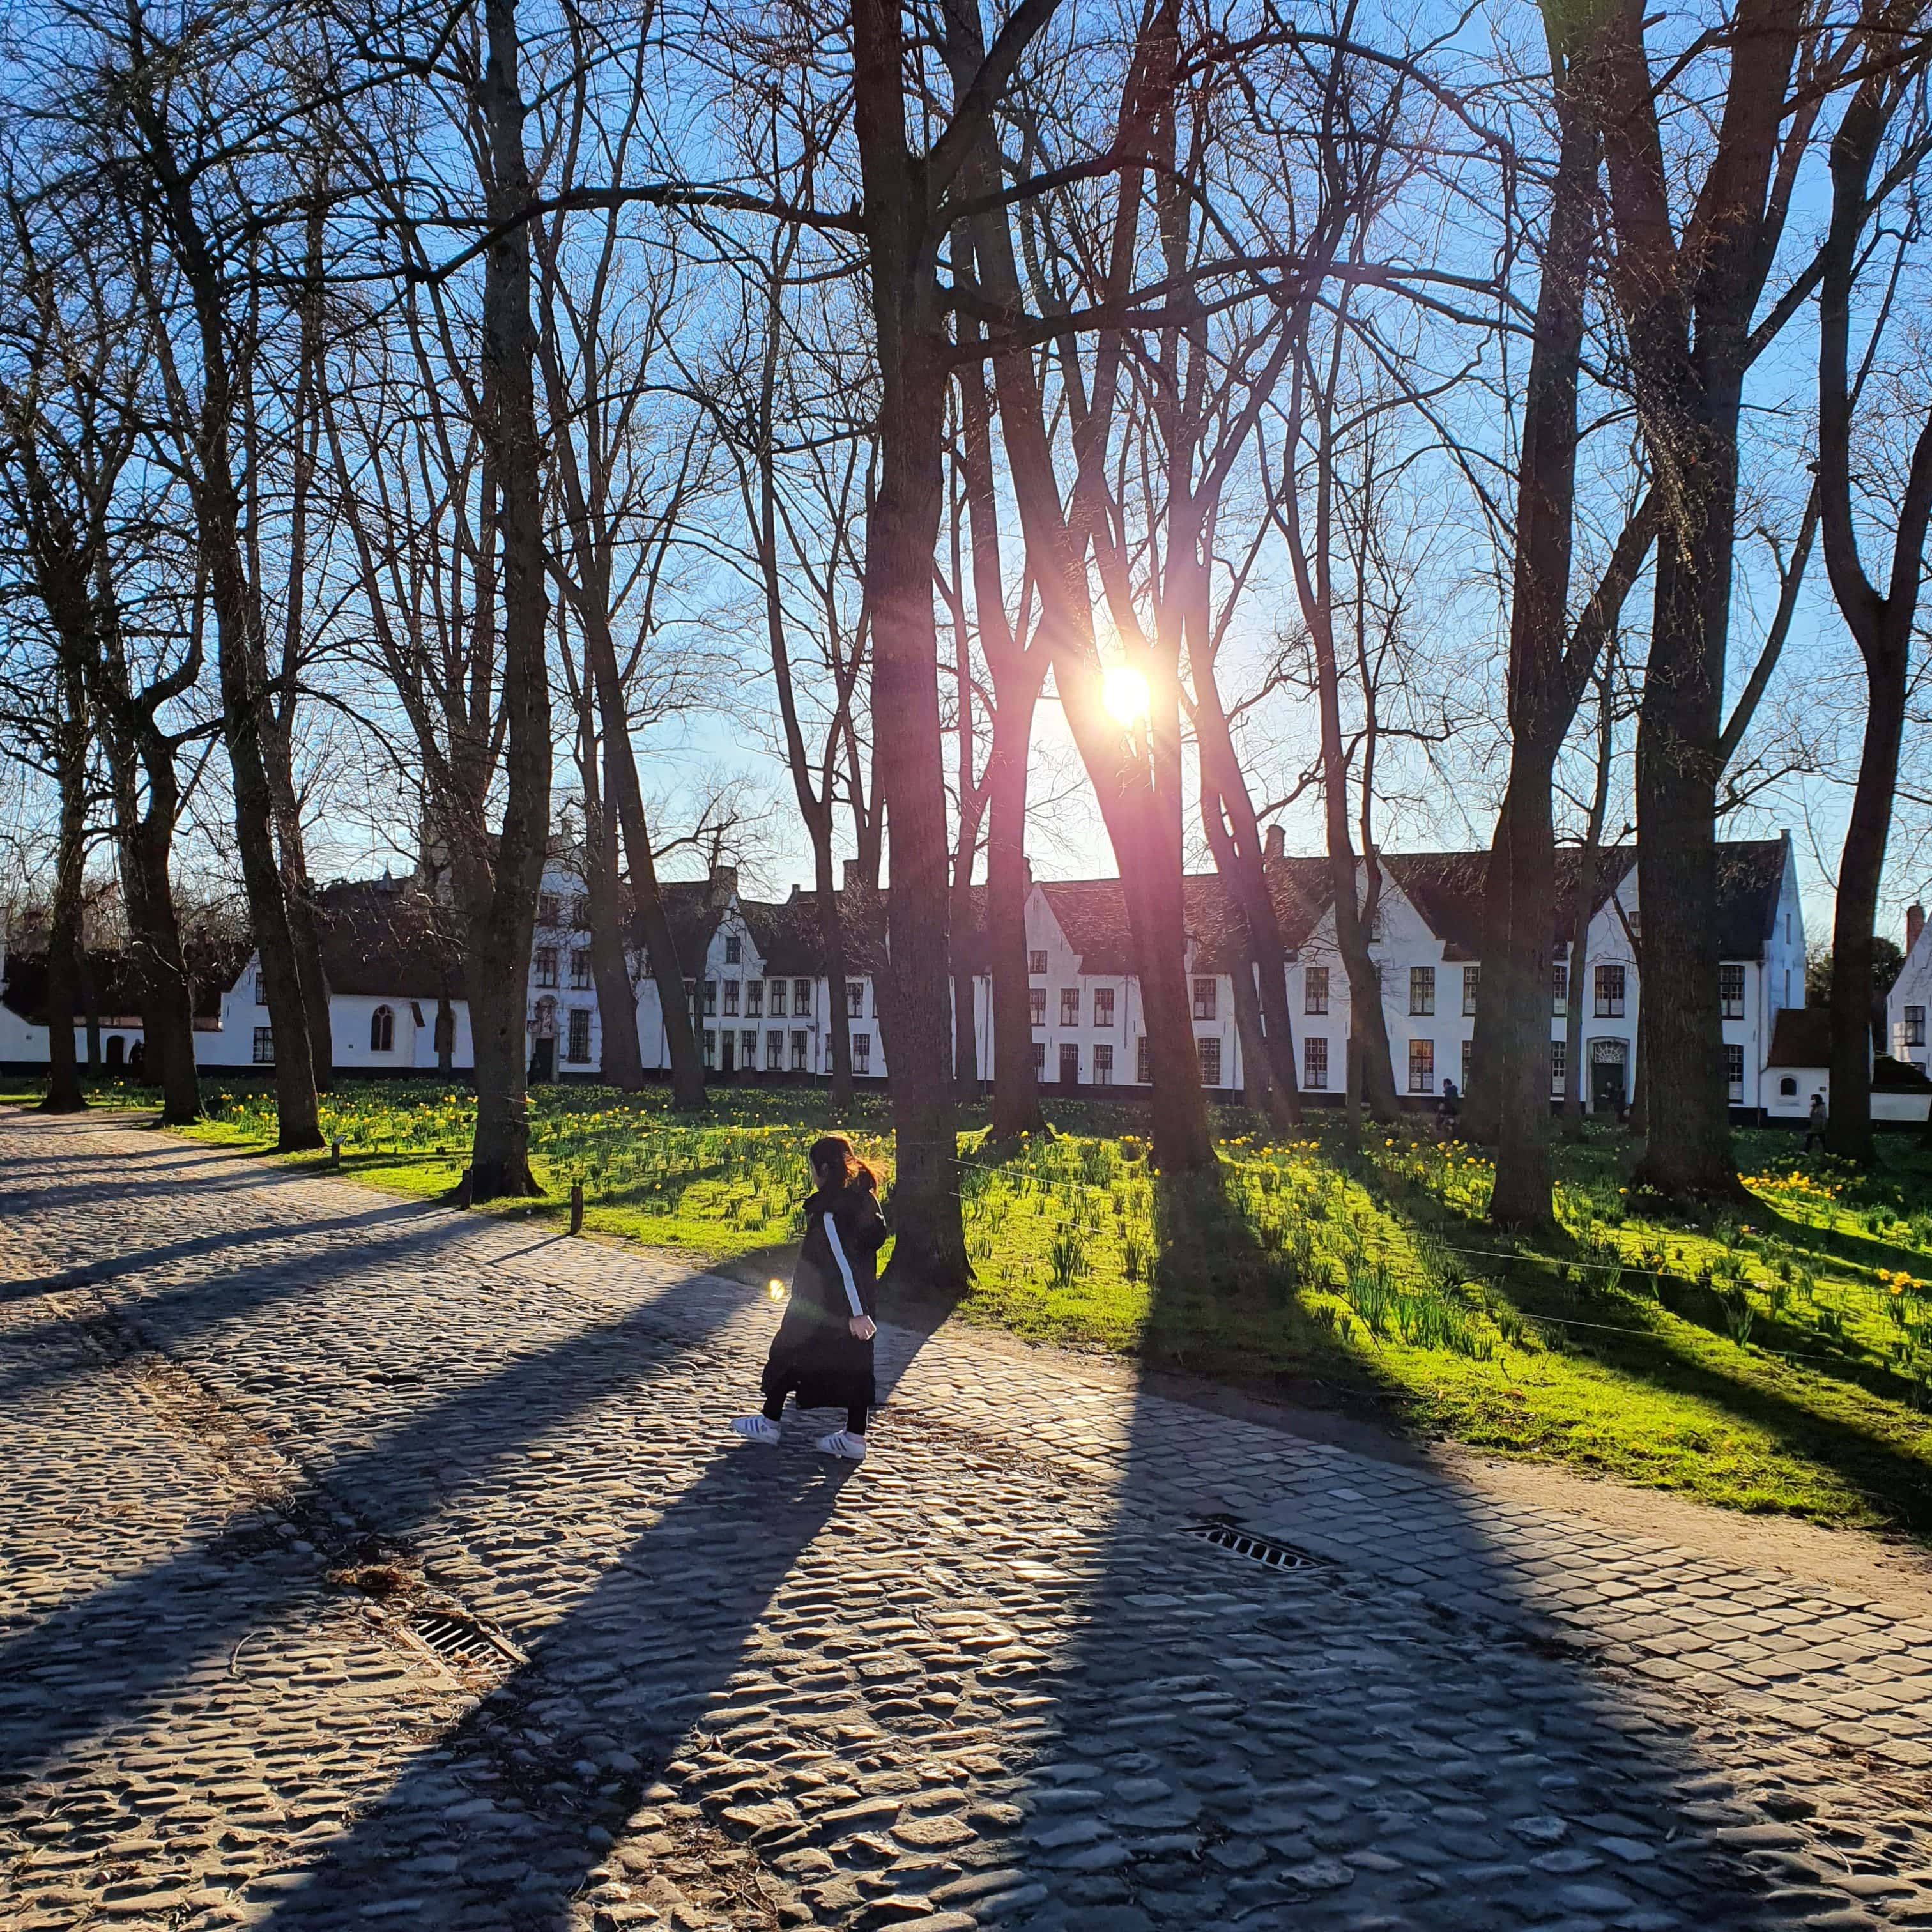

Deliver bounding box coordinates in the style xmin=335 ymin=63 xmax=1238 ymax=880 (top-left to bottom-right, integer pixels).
xmin=3 ymin=832 xmax=1818 ymax=1121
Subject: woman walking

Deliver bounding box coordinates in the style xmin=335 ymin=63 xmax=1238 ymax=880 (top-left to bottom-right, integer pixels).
xmin=732 ymin=1133 xmax=889 ymax=1460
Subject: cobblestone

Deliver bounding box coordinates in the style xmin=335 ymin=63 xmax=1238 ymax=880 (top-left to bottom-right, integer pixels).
xmin=4 ymin=1110 xmax=1932 ymax=1929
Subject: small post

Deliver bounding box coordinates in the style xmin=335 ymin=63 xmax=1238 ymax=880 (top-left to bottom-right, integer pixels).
xmin=456 ymin=1166 xmax=472 ymax=1208
xmin=569 ymin=1181 xmax=585 ymax=1235
xmin=330 ymin=1139 xmax=342 ymax=1170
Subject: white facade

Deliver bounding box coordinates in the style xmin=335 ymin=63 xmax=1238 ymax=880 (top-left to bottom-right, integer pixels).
xmin=1887 ymin=905 xmax=1932 ymax=1074
xmin=4 ymin=839 xmax=1814 ymax=1118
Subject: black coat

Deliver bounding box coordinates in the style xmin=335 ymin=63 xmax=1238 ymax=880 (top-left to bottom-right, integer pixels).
xmin=762 ymin=1182 xmax=889 ymax=1413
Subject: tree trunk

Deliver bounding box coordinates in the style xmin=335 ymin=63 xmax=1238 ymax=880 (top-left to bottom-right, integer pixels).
xmin=40 ymin=677 xmax=87 ymax=1114
xmin=852 ymin=0 xmax=968 ymax=1290
xmin=1485 ymin=766 xmax=1560 ymax=1224
xmin=583 ymin=730 xmax=644 ymax=1091
xmin=985 ymin=697 xmax=1043 ymax=1138
xmin=130 ymin=66 xmax=321 ymax=1151
xmin=466 ymin=0 xmax=553 ymax=1200
xmin=1594 ymin=0 xmax=1801 ymax=1200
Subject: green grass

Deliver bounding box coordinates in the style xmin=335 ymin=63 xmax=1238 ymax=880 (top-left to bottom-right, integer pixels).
xmin=19 ymin=1075 xmax=1932 ymax=1541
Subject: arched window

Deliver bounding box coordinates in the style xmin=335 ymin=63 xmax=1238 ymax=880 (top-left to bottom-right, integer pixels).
xmin=1779 ymin=1076 xmax=1797 ymax=1098
xmin=370 ymin=1005 xmax=395 ymax=1052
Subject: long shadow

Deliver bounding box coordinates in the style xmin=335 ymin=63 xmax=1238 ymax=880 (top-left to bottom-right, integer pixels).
xmin=0 ymin=1264 xmax=763 ymax=1779
xmin=970 ymin=1164 xmax=1792 ymax=1926
xmin=261 ymin=1433 xmax=862 ymax=1928
xmin=0 ymin=1199 xmax=436 ymax=1305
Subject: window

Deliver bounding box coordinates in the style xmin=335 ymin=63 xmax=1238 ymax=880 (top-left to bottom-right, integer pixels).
xmin=1595 ymin=964 xmax=1627 ymax=1018
xmin=684 ymin=978 xmax=697 ymax=1018
xmin=1092 ymin=1042 xmax=1114 ymax=1084
xmin=572 ymin=894 xmax=590 ymax=928
xmin=1779 ymin=1076 xmax=1798 ymax=1098
xmin=1033 ymin=1041 xmax=1047 ymax=1075
xmin=703 ymin=980 xmax=717 ymax=1015
xmin=252 ymin=1026 xmax=274 ymax=1065
xmin=1462 ymin=965 xmax=1479 ymax=1016
xmin=852 ymin=1031 xmax=871 ymax=1074
xmin=746 ymin=979 xmax=764 ymax=1017
xmin=1368 ymin=905 xmax=1384 ymax=943
xmin=740 ymin=1028 xmax=757 ymax=1066
xmin=723 ymin=980 xmax=740 ymax=1016
xmin=535 ymin=947 xmax=558 ymax=989
xmin=765 ymin=1029 xmax=783 ymax=1071
xmin=1461 ymin=1038 xmax=1471 ymax=1088
xmin=702 ymin=1029 xmax=716 ymax=1068
xmin=569 ymin=950 xmax=592 ymax=990
xmin=538 ymin=893 xmax=562 ymax=927
xmin=370 ymin=1005 xmax=395 ymax=1053
xmin=566 ymin=1009 xmax=592 ymax=1064
xmin=1193 ymin=977 xmax=1218 ymax=1020
xmin=768 ymin=979 xmax=786 ymax=1017
xmin=1029 ymin=989 xmax=1046 ymax=1027
xmin=254 ymin=970 xmax=268 ymax=1008
xmin=1137 ymin=1037 xmax=1152 ymax=1084
xmin=793 ymin=977 xmax=813 ymax=1015
xmin=724 ymin=935 xmax=742 ymax=965
xmin=1029 ymin=949 xmax=1047 ymax=975
xmin=1410 ymin=966 xmax=1436 ymax=1016
xmin=1725 ymin=1043 xmax=1744 ymax=1096
xmin=847 ymin=979 xmax=865 ymax=1018
xmin=1907 ymin=1006 xmax=1926 ymax=1047
xmin=791 ymin=1029 xmax=808 ymax=1071
xmin=1304 ymin=1035 xmax=1328 ymax=1089
xmin=1407 ymin=1038 xmax=1434 ymax=1094
xmin=1061 ymin=988 xmax=1080 ymax=1025
xmin=1551 ymin=1039 xmax=1566 ymax=1094
xmin=1551 ymin=962 xmax=1567 ymax=1016
xmin=1198 ymin=1036 xmax=1222 ymax=1085
xmin=1305 ymin=966 xmax=1329 ymax=1015
xmin=1720 ymin=963 xmax=1745 ymax=1020
xmin=1094 ymin=987 xmax=1116 ymax=1027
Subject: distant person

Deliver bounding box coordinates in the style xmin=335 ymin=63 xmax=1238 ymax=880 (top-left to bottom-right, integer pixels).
xmin=1439 ymin=1077 xmax=1459 ymax=1124
xmin=128 ymin=1039 xmax=145 ymax=1078
xmin=1805 ymin=1091 xmax=1828 ymax=1153
xmin=733 ymin=1133 xmax=888 ymax=1461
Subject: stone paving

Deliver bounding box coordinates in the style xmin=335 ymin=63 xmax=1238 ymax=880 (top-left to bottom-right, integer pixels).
xmin=5 ymin=1110 xmax=1932 ymax=1932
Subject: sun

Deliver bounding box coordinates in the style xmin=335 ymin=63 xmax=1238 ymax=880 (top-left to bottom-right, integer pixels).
xmin=1102 ymin=664 xmax=1151 ymax=727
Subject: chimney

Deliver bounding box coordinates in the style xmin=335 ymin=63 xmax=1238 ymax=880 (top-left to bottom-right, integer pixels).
xmin=1910 ymin=904 xmax=1926 ymax=957
xmin=709 ymin=863 xmax=738 ymax=905
xmin=1265 ymin=824 xmax=1285 ymax=862
xmin=843 ymin=859 xmax=861 ymax=893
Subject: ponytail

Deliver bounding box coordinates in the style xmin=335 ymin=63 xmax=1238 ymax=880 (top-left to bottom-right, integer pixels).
xmin=809 ymin=1133 xmax=878 ymax=1193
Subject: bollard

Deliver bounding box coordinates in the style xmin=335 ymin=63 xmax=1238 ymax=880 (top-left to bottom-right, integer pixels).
xmin=456 ymin=1166 xmax=472 ymax=1208
xmin=570 ymin=1181 xmax=585 ymax=1234
xmin=330 ymin=1139 xmax=341 ymax=1170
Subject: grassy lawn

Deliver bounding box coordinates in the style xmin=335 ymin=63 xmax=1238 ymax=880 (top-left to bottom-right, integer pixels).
xmin=18 ymin=1075 xmax=1932 ymax=1541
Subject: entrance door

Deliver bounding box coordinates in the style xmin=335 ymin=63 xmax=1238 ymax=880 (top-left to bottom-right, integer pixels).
xmin=721 ymin=1032 xmax=735 ymax=1075
xmin=1059 ymin=1043 xmax=1080 ymax=1089
xmin=105 ymin=1034 xmax=124 ymax=1068
xmin=530 ymin=1036 xmax=555 ymax=1084
xmin=1590 ymin=1041 xmax=1626 ymax=1114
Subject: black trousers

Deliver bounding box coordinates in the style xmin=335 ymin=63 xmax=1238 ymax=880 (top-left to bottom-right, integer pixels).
xmin=763 ymin=1391 xmax=866 ymax=1434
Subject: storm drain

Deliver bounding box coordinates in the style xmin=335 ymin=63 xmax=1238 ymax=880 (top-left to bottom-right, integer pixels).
xmin=410 ymin=1611 xmax=523 ymax=1670
xmin=1183 ymin=1519 xmax=1327 ymax=1571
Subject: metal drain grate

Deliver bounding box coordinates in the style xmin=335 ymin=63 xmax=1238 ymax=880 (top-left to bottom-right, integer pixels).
xmin=411 ymin=1611 xmax=521 ymax=1669
xmin=1183 ymin=1520 xmax=1325 ymax=1570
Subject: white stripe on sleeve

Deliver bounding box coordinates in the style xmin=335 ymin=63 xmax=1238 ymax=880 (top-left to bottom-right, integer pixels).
xmin=824 ymin=1213 xmax=864 ymax=1317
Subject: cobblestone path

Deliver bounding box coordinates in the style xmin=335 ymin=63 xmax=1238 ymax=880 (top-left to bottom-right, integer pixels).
xmin=6 ymin=1109 xmax=1932 ymax=1932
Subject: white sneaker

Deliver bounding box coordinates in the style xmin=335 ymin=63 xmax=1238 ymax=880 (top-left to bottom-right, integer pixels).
xmin=815 ymin=1429 xmax=867 ymax=1461
xmin=731 ymin=1414 xmax=781 ymax=1445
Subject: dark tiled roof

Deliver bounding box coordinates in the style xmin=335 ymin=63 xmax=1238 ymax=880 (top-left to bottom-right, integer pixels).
xmin=1713 ymin=839 xmax=1790 ymax=958
xmin=2 ymin=939 xmax=241 ymax=1025
xmin=1038 ymin=879 xmax=1138 ymax=975
xmin=314 ymin=880 xmax=466 ymax=999
xmin=1377 ymin=847 xmax=1639 ymax=961
xmin=742 ymin=893 xmax=836 ymax=977
xmin=1766 ymin=1006 xmax=1831 ymax=1069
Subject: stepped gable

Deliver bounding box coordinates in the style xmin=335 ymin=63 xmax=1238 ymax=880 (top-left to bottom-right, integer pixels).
xmin=312 ymin=878 xmax=464 ymax=1000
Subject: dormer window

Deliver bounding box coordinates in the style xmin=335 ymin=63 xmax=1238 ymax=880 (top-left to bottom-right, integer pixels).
xmin=724 ymin=935 xmax=742 ymax=965
xmin=538 ymin=893 xmax=562 ymax=927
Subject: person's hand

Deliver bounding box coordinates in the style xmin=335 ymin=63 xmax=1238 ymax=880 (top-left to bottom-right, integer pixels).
xmin=848 ymin=1314 xmax=877 ymax=1340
